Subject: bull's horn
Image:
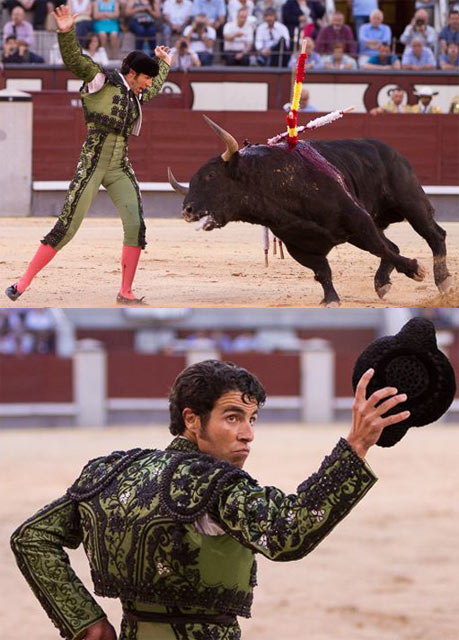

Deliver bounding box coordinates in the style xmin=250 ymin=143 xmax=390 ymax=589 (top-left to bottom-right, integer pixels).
xmin=168 ymin=167 xmax=189 ymax=196
xmin=203 ymin=115 xmax=239 ymax=162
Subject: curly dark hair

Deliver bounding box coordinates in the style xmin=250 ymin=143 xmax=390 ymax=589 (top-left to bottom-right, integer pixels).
xmin=168 ymin=360 xmax=266 ymax=435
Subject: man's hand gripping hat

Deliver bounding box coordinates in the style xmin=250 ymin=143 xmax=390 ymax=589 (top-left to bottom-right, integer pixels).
xmin=352 ymin=317 xmax=456 ymax=447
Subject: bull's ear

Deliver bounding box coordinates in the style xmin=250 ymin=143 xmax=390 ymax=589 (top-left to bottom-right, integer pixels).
xmin=203 ymin=115 xmax=239 ymax=162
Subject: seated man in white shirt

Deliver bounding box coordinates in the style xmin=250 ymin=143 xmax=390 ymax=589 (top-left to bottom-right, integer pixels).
xmin=223 ymin=7 xmax=254 ymax=65
xmin=162 ymin=0 xmax=194 ymax=45
xmin=255 ymin=7 xmax=290 ymax=66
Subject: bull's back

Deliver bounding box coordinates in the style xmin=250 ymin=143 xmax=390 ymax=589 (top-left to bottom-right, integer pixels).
xmin=309 ymin=138 xmax=418 ymax=215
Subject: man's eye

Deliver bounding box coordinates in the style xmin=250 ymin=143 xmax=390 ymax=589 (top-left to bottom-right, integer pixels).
xmin=227 ymin=415 xmax=238 ymax=423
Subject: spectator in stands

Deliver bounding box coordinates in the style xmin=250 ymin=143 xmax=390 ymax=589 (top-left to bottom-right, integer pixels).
xmin=223 ymin=7 xmax=254 ymax=65
xmin=162 ymin=0 xmax=194 ymax=45
xmin=125 ymin=0 xmax=159 ymax=55
xmin=82 ymin=31 xmax=109 ymax=64
xmin=191 ymin=0 xmax=226 ymax=33
xmin=170 ymin=35 xmax=201 ymax=68
xmin=183 ymin=14 xmax=216 ymax=65
xmin=370 ymin=86 xmax=408 ymax=114
xmin=315 ymin=11 xmax=357 ymax=56
xmin=414 ymin=0 xmax=438 ymax=25
xmin=2 ymin=6 xmax=34 ymax=47
xmin=283 ymin=87 xmax=318 ymax=112
xmin=323 ymin=40 xmax=357 ymax=69
xmin=23 ymin=309 xmax=55 ymax=354
xmin=281 ymin=0 xmax=311 ymax=40
xmin=92 ymin=0 xmax=120 ymax=59
xmin=255 ymin=7 xmax=290 ymax=67
xmin=439 ymin=40 xmax=459 ymax=68
xmin=409 ymin=85 xmax=442 ymax=113
xmin=253 ymin=0 xmax=284 ymax=24
xmin=401 ymin=36 xmax=436 ymax=70
xmin=227 ymin=0 xmax=256 ymax=27
xmin=288 ymin=35 xmax=322 ymax=69
xmin=68 ymin=0 xmax=94 ymax=46
xmin=357 ymin=9 xmax=391 ymax=66
xmin=400 ymin=8 xmax=437 ymax=52
xmin=439 ymin=9 xmax=459 ymax=54
xmin=3 ymin=0 xmax=48 ymax=30
xmin=2 ymin=35 xmax=18 ymax=61
xmin=363 ymin=41 xmax=400 ymax=70
xmin=346 ymin=0 xmax=378 ymax=36
xmin=1 ymin=36 xmax=44 ymax=61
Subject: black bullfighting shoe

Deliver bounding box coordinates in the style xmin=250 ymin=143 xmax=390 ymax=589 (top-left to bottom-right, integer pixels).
xmin=5 ymin=284 xmax=22 ymax=301
xmin=116 ymin=293 xmax=147 ymax=306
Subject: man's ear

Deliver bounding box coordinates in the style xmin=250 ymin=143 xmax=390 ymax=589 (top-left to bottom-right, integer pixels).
xmin=182 ymin=407 xmax=201 ymax=435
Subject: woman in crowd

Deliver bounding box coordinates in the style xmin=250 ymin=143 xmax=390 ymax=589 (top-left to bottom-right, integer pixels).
xmin=125 ymin=0 xmax=160 ymax=55
xmin=82 ymin=31 xmax=109 ymax=64
xmin=92 ymin=0 xmax=120 ymax=58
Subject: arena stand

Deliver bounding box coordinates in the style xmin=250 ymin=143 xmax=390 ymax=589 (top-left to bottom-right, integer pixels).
xmin=1 ymin=308 xmax=458 ymax=428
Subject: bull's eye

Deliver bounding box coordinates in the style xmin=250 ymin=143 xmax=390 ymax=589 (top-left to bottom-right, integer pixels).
xmin=205 ymin=171 xmax=216 ymax=181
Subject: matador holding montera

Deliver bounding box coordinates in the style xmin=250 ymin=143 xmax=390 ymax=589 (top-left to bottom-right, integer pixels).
xmin=6 ymin=5 xmax=171 ymax=305
xmin=10 ymin=320 xmax=457 ymax=639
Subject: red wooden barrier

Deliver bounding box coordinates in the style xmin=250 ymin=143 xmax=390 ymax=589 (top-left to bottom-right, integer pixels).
xmin=31 ymin=98 xmax=459 ymax=185
xmin=0 ymin=355 xmax=73 ymax=403
xmin=107 ymin=353 xmax=186 ymax=398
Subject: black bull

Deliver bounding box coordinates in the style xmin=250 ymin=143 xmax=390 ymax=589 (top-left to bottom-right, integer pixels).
xmin=168 ymin=117 xmax=452 ymax=305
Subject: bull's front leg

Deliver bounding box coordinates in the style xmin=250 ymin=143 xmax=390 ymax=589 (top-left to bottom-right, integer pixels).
xmin=286 ymin=245 xmax=340 ymax=306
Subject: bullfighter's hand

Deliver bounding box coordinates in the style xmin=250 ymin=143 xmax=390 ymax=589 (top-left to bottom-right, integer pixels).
xmin=346 ymin=368 xmax=410 ymax=459
xmin=155 ymin=45 xmax=172 ymax=66
xmin=52 ymin=4 xmax=79 ymax=32
xmin=77 ymin=618 xmax=117 ymax=640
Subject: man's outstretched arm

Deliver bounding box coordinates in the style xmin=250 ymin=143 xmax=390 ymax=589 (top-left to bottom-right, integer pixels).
xmin=10 ymin=496 xmax=112 ymax=640
xmin=53 ymin=5 xmax=101 ymax=84
xmin=213 ymin=369 xmax=409 ymax=561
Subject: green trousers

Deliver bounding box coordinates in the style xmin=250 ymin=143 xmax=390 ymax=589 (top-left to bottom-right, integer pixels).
xmin=42 ymin=132 xmax=146 ymax=250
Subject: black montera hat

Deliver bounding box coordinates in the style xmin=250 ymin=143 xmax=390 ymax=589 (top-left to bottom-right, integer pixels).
xmin=352 ymin=317 xmax=456 ymax=448
xmin=122 ymin=51 xmax=159 ymax=77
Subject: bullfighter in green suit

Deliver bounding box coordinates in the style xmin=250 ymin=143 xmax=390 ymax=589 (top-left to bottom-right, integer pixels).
xmin=11 ymin=360 xmax=412 ymax=640
xmin=6 ymin=5 xmax=171 ymax=305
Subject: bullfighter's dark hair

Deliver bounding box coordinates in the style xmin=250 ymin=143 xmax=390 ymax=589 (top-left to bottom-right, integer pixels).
xmin=168 ymin=360 xmax=266 ymax=435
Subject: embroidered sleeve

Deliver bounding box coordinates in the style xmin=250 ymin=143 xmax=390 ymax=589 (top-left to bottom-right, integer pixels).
xmin=141 ymin=59 xmax=170 ymax=104
xmin=10 ymin=496 xmax=106 ymax=640
xmin=213 ymin=438 xmax=377 ymax=561
xmin=58 ymin=28 xmax=101 ymax=83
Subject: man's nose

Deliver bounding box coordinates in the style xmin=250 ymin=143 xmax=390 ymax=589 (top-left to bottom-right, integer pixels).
xmin=238 ymin=421 xmax=254 ymax=442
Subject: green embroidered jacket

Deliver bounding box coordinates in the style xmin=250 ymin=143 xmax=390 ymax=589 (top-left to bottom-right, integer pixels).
xmin=58 ymin=28 xmax=169 ymax=137
xmin=11 ymin=437 xmax=377 ymax=640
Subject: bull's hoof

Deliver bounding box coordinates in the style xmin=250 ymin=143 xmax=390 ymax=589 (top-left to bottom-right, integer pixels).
xmin=437 ymin=276 xmax=454 ymax=295
xmin=413 ymin=263 xmax=427 ymax=282
xmin=320 ymin=299 xmax=341 ymax=308
xmin=376 ymin=282 xmax=392 ymax=299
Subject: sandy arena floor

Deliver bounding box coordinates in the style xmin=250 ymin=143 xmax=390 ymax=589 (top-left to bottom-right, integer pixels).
xmin=0 ymin=219 xmax=457 ymax=308
xmin=1 ymin=423 xmax=458 ymax=640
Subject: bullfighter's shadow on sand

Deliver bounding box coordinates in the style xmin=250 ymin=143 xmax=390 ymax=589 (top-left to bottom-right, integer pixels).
xmin=169 ymin=116 xmax=453 ymax=307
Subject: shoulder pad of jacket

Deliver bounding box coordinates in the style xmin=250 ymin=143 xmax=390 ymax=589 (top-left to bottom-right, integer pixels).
xmin=159 ymin=452 xmax=258 ymax=522
xmin=67 ymin=448 xmax=151 ymax=501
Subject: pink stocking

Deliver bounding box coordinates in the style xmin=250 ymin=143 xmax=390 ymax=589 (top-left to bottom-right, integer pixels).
xmin=120 ymin=245 xmax=142 ymax=299
xmin=16 ymin=243 xmax=57 ymax=293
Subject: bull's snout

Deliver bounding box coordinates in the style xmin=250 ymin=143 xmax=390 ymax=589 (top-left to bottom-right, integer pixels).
xmin=182 ymin=204 xmax=198 ymax=222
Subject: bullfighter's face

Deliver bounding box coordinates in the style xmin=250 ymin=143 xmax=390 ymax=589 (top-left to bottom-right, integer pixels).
xmin=181 ymin=156 xmax=239 ymax=230
xmin=183 ymin=390 xmax=258 ymax=468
